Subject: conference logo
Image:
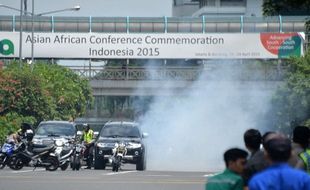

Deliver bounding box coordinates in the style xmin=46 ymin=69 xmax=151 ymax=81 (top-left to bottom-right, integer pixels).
xmin=260 ymin=33 xmax=302 ymax=58
xmin=0 ymin=39 xmax=14 ymax=55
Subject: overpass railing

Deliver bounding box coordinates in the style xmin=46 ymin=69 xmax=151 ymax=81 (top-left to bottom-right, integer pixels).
xmin=0 ymin=15 xmax=308 ymax=51
xmin=0 ymin=15 xmax=308 ymax=33
xmin=69 ymin=65 xmax=286 ymax=81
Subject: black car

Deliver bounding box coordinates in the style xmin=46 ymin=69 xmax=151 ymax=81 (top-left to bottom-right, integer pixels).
xmin=32 ymin=121 xmax=77 ymax=146
xmin=94 ymin=121 xmax=147 ymax=171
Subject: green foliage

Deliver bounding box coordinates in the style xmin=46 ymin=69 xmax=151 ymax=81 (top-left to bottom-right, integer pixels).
xmin=270 ymin=50 xmax=310 ymax=130
xmin=262 ymin=0 xmax=282 ymax=16
xmin=0 ymin=61 xmax=93 ymax=143
xmin=0 ymin=113 xmax=35 ymax=144
xmin=31 ymin=63 xmax=93 ymax=120
xmin=262 ymin=0 xmax=310 ymax=16
xmin=0 ymin=64 xmax=52 ymax=123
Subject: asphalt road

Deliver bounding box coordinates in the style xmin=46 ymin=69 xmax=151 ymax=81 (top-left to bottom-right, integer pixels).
xmin=0 ymin=165 xmax=211 ymax=190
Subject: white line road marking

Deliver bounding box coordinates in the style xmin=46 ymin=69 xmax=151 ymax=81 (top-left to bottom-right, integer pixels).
xmin=11 ymin=168 xmax=46 ymax=173
xmin=204 ymin=174 xmax=216 ymax=177
xmin=145 ymin=175 xmax=171 ymax=177
xmin=104 ymin=171 xmax=137 ymax=175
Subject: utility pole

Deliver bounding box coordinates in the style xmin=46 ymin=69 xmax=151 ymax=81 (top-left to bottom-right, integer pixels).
xmin=24 ymin=0 xmax=27 ymax=15
xmin=19 ymin=0 xmax=23 ymax=65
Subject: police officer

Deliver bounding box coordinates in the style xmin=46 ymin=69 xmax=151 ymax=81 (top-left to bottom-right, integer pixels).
xmin=81 ymin=123 xmax=94 ymax=169
xmin=298 ymin=149 xmax=310 ymax=174
xmin=14 ymin=122 xmax=34 ymax=143
xmin=292 ymin=126 xmax=310 ymax=174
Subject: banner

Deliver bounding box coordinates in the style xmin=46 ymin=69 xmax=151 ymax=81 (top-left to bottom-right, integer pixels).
xmin=0 ymin=32 xmax=304 ymax=59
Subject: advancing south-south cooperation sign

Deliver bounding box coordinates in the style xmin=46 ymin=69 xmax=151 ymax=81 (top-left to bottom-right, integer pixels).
xmin=0 ymin=32 xmax=304 ymax=59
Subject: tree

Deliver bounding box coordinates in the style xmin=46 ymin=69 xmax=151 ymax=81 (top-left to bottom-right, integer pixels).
xmin=262 ymin=0 xmax=310 ymax=130
xmin=262 ymin=0 xmax=310 ymax=16
xmin=0 ymin=61 xmax=93 ymax=143
xmin=30 ymin=62 xmax=93 ymax=120
xmin=0 ymin=66 xmax=52 ymax=122
xmin=269 ymin=50 xmax=310 ymax=130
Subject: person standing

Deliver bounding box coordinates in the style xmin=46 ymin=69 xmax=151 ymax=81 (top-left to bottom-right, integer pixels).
xmin=13 ymin=122 xmax=34 ymax=143
xmin=81 ymin=123 xmax=94 ymax=169
xmin=289 ymin=126 xmax=310 ymax=173
xmin=249 ymin=133 xmax=310 ymax=190
xmin=206 ymin=148 xmax=248 ymax=190
xmin=243 ymin=129 xmax=269 ymax=186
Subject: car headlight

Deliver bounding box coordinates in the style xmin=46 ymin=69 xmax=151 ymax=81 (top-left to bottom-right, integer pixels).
xmin=55 ymin=139 xmax=64 ymax=147
xmin=127 ymin=142 xmax=141 ymax=149
xmin=32 ymin=139 xmax=43 ymax=145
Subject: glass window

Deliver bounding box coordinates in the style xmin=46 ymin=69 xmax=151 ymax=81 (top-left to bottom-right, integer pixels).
xmin=100 ymin=125 xmax=141 ymax=138
xmin=36 ymin=123 xmax=76 ymax=136
xmin=220 ymin=0 xmax=246 ymax=6
xmin=198 ymin=0 xmax=216 ymax=7
xmin=206 ymin=0 xmax=216 ymax=6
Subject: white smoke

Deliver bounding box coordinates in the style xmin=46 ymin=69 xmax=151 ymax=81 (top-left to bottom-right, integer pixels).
xmin=137 ymin=60 xmax=275 ymax=172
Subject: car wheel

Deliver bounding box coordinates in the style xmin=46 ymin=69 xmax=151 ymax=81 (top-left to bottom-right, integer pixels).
xmin=136 ymin=154 xmax=146 ymax=171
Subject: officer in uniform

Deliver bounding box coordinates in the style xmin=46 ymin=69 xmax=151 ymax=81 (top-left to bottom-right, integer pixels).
xmin=81 ymin=123 xmax=94 ymax=169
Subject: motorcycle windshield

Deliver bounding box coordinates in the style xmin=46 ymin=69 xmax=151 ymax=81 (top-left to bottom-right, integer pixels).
xmin=2 ymin=143 xmax=13 ymax=154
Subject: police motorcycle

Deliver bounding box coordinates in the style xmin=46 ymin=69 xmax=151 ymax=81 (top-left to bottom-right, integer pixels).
xmin=0 ymin=141 xmax=16 ymax=169
xmin=54 ymin=138 xmax=74 ymax=171
xmin=9 ymin=130 xmax=59 ymax=171
xmin=110 ymin=142 xmax=127 ymax=172
xmin=70 ymin=141 xmax=85 ymax=171
xmin=32 ymin=121 xmax=78 ymax=171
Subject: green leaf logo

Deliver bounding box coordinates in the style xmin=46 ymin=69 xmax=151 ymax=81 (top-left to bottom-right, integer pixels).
xmin=0 ymin=39 xmax=14 ymax=55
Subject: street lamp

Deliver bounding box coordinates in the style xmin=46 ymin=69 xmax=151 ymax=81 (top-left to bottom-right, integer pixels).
xmin=36 ymin=5 xmax=80 ymax=16
xmin=0 ymin=4 xmax=23 ymax=12
xmin=0 ymin=3 xmax=80 ymax=68
xmin=31 ymin=3 xmax=80 ymax=64
xmin=0 ymin=1 xmax=24 ymax=65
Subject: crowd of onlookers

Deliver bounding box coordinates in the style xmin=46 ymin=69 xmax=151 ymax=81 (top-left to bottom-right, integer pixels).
xmin=205 ymin=126 xmax=310 ymax=190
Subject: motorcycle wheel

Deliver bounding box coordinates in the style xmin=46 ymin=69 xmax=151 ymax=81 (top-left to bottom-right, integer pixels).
xmin=0 ymin=154 xmax=7 ymax=169
xmin=60 ymin=162 xmax=69 ymax=171
xmin=71 ymin=156 xmax=80 ymax=171
xmin=112 ymin=163 xmax=117 ymax=172
xmin=45 ymin=156 xmax=59 ymax=171
xmin=76 ymin=163 xmax=80 ymax=171
xmin=72 ymin=163 xmax=76 ymax=171
xmin=112 ymin=157 xmax=120 ymax=172
xmin=9 ymin=156 xmax=24 ymax=170
xmin=74 ymin=156 xmax=81 ymax=171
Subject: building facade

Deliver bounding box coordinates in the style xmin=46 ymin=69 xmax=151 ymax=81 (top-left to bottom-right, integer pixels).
xmin=173 ymin=0 xmax=263 ymax=17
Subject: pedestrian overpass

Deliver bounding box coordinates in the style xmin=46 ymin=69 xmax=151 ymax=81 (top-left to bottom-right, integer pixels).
xmin=0 ymin=15 xmax=308 ymax=34
xmin=0 ymin=16 xmax=309 ymax=96
xmin=67 ymin=64 xmax=284 ymax=96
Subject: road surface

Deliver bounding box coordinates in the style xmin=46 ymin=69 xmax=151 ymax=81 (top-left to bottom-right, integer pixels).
xmin=0 ymin=165 xmax=212 ymax=190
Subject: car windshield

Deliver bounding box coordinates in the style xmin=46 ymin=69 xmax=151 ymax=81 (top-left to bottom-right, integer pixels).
xmin=36 ymin=123 xmax=76 ymax=137
xmin=100 ymin=125 xmax=140 ymax=138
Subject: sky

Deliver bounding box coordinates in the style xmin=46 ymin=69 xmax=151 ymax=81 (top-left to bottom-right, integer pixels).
xmin=0 ymin=0 xmax=173 ymax=17
xmin=0 ymin=0 xmax=173 ymax=66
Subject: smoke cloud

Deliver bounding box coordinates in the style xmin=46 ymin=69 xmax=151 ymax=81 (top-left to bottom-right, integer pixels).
xmin=137 ymin=60 xmax=276 ymax=172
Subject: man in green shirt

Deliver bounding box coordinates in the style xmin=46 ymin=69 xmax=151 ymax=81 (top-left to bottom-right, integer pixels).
xmin=206 ymin=148 xmax=248 ymax=190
